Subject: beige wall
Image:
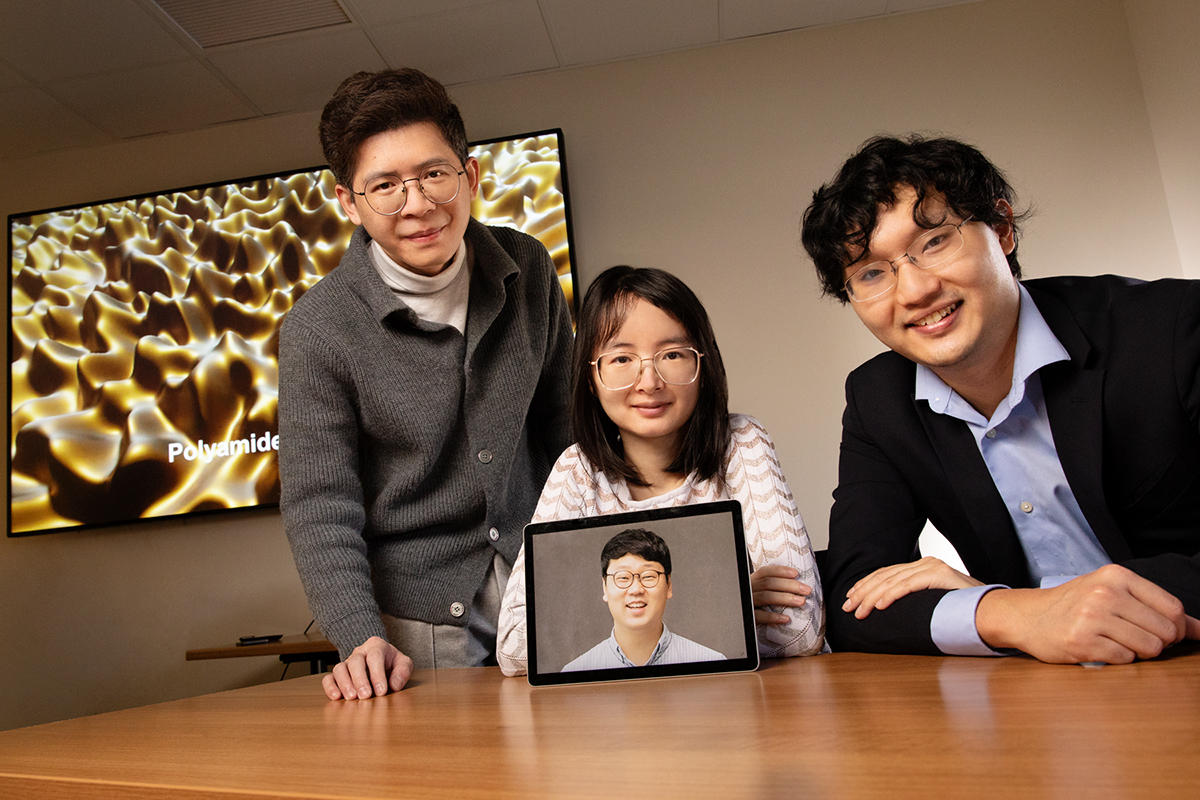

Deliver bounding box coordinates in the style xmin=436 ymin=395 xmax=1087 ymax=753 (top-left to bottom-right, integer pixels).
xmin=1 ymin=0 xmax=1192 ymax=731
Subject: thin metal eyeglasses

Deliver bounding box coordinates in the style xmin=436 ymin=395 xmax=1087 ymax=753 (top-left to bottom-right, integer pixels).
xmin=606 ymin=570 xmax=667 ymax=589
xmin=349 ymin=163 xmax=466 ymax=216
xmin=844 ymin=216 xmax=975 ymax=302
xmin=590 ymin=346 xmax=704 ymax=391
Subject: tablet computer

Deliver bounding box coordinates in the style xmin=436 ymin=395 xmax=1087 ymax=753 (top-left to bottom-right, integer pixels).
xmin=524 ymin=500 xmax=759 ymax=686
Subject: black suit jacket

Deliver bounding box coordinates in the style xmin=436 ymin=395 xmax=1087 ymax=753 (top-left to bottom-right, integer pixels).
xmin=825 ymin=275 xmax=1200 ymax=655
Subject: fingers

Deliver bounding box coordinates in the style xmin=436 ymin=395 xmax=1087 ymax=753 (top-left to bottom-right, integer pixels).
xmin=1186 ymin=615 xmax=1200 ymax=641
xmin=750 ymin=565 xmax=811 ymax=626
xmin=325 ymin=636 xmax=410 ymax=701
xmin=388 ymin=651 xmax=415 ymax=693
xmin=755 ymin=608 xmax=792 ymax=626
xmin=977 ymin=567 xmax=1188 ymax=663
xmin=363 ymin=644 xmax=392 ymax=698
xmin=843 ymin=557 xmax=981 ymax=619
xmin=1114 ymin=565 xmax=1187 ymax=642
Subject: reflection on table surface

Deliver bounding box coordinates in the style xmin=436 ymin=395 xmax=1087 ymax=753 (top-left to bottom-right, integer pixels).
xmin=1 ymin=644 xmax=1197 ymax=799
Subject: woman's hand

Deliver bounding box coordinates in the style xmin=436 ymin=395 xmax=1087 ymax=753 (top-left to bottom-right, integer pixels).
xmin=842 ymin=557 xmax=982 ymax=619
xmin=751 ymin=564 xmax=812 ymax=625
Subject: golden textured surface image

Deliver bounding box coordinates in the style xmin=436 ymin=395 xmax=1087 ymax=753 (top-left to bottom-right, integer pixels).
xmin=8 ymin=132 xmax=574 ymax=535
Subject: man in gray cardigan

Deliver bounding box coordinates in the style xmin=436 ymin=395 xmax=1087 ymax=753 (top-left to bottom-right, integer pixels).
xmin=278 ymin=68 xmax=572 ymax=700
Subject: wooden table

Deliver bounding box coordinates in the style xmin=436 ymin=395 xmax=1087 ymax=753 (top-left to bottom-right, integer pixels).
xmin=2 ymin=646 xmax=1198 ymax=799
xmin=185 ymin=632 xmax=339 ymax=675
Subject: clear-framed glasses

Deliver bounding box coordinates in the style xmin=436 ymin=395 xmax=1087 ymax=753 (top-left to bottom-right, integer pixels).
xmin=590 ymin=346 xmax=704 ymax=391
xmin=606 ymin=569 xmax=667 ymax=589
xmin=349 ymin=163 xmax=466 ymax=216
xmin=844 ymin=216 xmax=975 ymax=302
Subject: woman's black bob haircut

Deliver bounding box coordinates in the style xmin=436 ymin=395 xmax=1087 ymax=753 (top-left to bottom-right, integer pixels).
xmin=801 ymin=134 xmax=1030 ymax=303
xmin=571 ymin=266 xmax=730 ymax=488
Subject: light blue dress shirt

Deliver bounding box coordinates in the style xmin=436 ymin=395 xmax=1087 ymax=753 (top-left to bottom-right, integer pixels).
xmin=918 ymin=285 xmax=1112 ymax=656
xmin=560 ymin=623 xmax=727 ymax=671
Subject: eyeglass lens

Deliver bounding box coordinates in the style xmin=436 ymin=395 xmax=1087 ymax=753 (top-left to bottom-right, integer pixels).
xmin=845 ymin=222 xmax=967 ymax=301
xmin=608 ymin=570 xmax=662 ymax=589
xmin=595 ymin=347 xmax=700 ymax=390
xmin=362 ymin=164 xmax=462 ymax=215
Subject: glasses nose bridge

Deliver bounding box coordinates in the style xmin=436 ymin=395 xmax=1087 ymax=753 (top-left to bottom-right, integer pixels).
xmin=892 ymin=250 xmax=941 ymax=299
xmin=396 ymin=175 xmax=432 ymax=213
xmin=633 ymin=355 xmax=664 ymax=386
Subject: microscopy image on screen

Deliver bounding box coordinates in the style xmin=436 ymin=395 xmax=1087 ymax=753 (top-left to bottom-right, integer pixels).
xmin=8 ymin=131 xmax=576 ymax=535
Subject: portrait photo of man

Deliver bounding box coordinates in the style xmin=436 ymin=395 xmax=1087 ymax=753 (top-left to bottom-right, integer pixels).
xmin=562 ymin=528 xmax=727 ymax=671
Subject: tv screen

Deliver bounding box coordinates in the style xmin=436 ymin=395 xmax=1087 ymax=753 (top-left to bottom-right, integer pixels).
xmin=8 ymin=129 xmax=577 ymax=536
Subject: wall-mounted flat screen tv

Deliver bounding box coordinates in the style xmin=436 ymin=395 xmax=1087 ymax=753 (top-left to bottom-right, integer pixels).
xmin=8 ymin=129 xmax=577 ymax=536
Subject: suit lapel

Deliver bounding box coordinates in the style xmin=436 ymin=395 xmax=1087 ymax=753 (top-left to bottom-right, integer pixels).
xmin=913 ymin=399 xmax=1033 ymax=586
xmin=1027 ymin=285 xmax=1132 ymax=562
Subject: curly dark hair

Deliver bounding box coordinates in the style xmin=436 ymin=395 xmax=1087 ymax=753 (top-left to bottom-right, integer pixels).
xmin=318 ymin=68 xmax=469 ymax=190
xmin=801 ymin=134 xmax=1028 ymax=303
xmin=571 ymin=266 xmax=730 ymax=488
xmin=600 ymin=528 xmax=672 ymax=578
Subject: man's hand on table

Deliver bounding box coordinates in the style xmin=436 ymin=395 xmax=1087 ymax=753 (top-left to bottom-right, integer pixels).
xmin=323 ymin=636 xmax=414 ymax=700
xmin=975 ymin=564 xmax=1198 ymax=664
xmin=841 ymin=556 xmax=983 ymax=619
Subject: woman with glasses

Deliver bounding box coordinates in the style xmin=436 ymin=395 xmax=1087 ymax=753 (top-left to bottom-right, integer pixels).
xmin=497 ymin=266 xmax=826 ymax=676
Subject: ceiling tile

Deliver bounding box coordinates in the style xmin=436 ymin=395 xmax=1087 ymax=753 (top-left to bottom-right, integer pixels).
xmin=0 ymin=60 xmax=29 ymax=90
xmin=541 ymin=0 xmax=718 ymax=66
xmin=207 ymin=26 xmax=387 ymax=114
xmin=153 ymin=0 xmax=350 ymax=48
xmin=370 ymin=0 xmax=557 ymax=86
xmin=887 ymin=0 xmax=981 ymax=12
xmin=51 ymin=60 xmax=258 ymax=139
xmin=0 ymin=0 xmax=191 ymax=82
xmin=345 ymin=0 xmax=491 ymax=25
xmin=0 ymin=85 xmax=111 ymax=162
xmin=720 ymin=0 xmax=888 ymax=40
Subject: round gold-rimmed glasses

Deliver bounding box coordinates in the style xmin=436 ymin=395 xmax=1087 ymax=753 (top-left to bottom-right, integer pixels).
xmin=349 ymin=163 xmax=466 ymax=216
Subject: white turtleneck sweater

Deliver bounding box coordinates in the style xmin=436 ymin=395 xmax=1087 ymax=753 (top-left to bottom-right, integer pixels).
xmin=369 ymin=238 xmax=472 ymax=334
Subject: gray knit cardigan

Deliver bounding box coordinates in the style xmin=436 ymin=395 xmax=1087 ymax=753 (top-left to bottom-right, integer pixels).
xmin=278 ymin=219 xmax=573 ymax=657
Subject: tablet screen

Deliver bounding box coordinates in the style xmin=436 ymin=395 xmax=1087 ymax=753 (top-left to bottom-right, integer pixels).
xmin=524 ymin=501 xmax=759 ymax=686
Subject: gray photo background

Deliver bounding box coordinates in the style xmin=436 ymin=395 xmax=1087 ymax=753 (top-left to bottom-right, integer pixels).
xmin=530 ymin=511 xmax=749 ymax=673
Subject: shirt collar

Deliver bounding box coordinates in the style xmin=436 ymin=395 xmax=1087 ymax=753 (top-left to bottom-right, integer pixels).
xmin=609 ymin=624 xmax=673 ymax=667
xmin=916 ymin=283 xmax=1070 ymax=418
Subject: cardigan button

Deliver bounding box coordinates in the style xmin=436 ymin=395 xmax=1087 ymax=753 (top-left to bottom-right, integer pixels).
xmin=488 ymin=527 xmax=500 ymax=542
xmin=478 ymin=450 xmax=493 ymax=464
xmin=450 ymin=602 xmax=466 ymax=618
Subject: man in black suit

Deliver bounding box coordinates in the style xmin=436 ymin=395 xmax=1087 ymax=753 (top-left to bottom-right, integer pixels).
xmin=801 ymin=135 xmax=1199 ymax=663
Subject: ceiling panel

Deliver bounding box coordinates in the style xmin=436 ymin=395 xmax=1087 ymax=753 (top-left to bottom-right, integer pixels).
xmin=541 ymin=0 xmax=719 ymax=66
xmin=369 ymin=0 xmax=558 ymax=86
xmin=153 ymin=0 xmax=350 ymax=48
xmin=721 ymin=0 xmax=888 ymax=39
xmin=0 ymin=0 xmax=190 ymax=82
xmin=0 ymin=85 xmax=110 ymax=162
xmin=51 ymin=60 xmax=258 ymax=139
xmin=345 ymin=0 xmax=494 ymax=25
xmin=208 ymin=26 xmax=388 ymax=114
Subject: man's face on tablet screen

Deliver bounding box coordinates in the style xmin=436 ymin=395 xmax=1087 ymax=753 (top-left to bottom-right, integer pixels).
xmin=602 ymin=554 xmax=672 ymax=634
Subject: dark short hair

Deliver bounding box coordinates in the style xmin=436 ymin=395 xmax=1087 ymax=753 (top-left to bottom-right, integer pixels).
xmin=572 ymin=266 xmax=730 ymax=487
xmin=601 ymin=528 xmax=672 ymax=578
xmin=318 ymin=68 xmax=469 ymax=190
xmin=801 ymin=134 xmax=1028 ymax=303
